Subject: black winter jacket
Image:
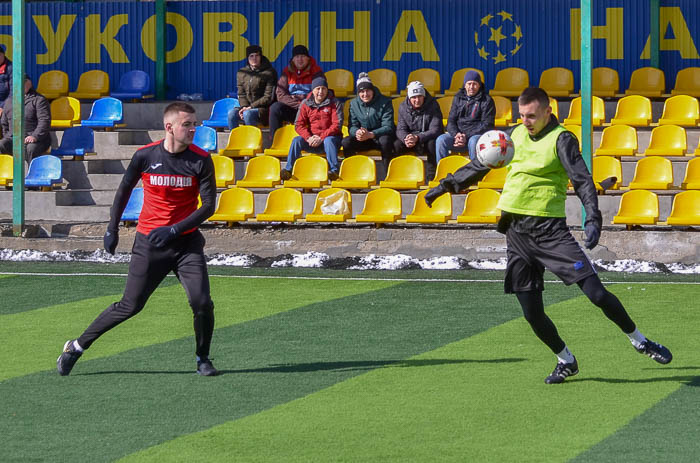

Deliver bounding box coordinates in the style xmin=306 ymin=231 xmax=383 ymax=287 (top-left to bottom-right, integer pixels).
xmin=0 ymin=87 xmax=51 ymax=142
xmin=446 ymin=86 xmax=496 ymax=139
xmin=396 ymin=91 xmax=444 ymax=143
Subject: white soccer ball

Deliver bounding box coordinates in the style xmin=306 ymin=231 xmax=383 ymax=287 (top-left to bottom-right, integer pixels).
xmin=476 ymin=130 xmax=515 ymax=169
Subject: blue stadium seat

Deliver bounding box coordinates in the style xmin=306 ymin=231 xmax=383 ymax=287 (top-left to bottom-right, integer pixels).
xmin=110 ymin=70 xmax=153 ymax=100
xmin=202 ymin=98 xmax=239 ymax=129
xmin=120 ymin=187 xmax=144 ymax=222
xmin=193 ymin=126 xmax=218 ymax=152
xmin=81 ymin=97 xmax=125 ymax=128
xmin=51 ymin=126 xmax=95 ymax=159
xmin=25 ymin=155 xmax=63 ymax=189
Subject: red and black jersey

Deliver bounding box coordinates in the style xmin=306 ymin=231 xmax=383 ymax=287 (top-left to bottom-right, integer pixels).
xmin=108 ymin=140 xmax=216 ymax=235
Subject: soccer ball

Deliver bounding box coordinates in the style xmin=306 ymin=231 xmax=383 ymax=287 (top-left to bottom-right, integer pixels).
xmin=476 ymin=130 xmax=515 ymax=168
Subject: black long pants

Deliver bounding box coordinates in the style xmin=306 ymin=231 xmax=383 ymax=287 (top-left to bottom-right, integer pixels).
xmin=393 ymin=138 xmax=437 ymax=181
xmin=78 ymin=230 xmax=215 ymax=358
xmin=0 ymin=137 xmax=51 ymax=163
xmin=268 ymin=102 xmax=298 ymax=141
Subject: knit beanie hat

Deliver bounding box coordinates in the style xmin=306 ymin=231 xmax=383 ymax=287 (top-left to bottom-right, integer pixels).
xmin=463 ymin=70 xmax=483 ymax=85
xmin=246 ymin=44 xmax=262 ymax=56
xmin=407 ymin=81 xmax=425 ymax=98
xmin=292 ymin=45 xmax=309 ymax=57
xmin=312 ymin=76 xmax=328 ymax=90
xmin=356 ymin=72 xmax=373 ymax=91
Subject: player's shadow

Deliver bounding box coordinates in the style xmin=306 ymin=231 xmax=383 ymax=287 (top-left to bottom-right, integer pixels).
xmin=570 ymin=368 xmax=700 ymax=386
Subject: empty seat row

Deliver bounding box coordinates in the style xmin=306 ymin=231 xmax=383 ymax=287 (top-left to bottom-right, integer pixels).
xmin=613 ymin=190 xmax=700 ymax=227
xmin=37 ymin=69 xmax=153 ymax=101
xmin=591 ymin=156 xmax=700 ymax=191
xmin=586 ymin=124 xmax=700 ymax=157
xmin=50 ymin=96 xmax=125 ymax=129
xmin=0 ymin=154 xmax=64 ymax=190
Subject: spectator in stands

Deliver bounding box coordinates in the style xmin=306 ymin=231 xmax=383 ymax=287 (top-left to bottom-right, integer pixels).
xmin=0 ymin=44 xmax=12 ymax=115
xmin=0 ymin=75 xmax=51 ymax=161
xmin=436 ymin=70 xmax=495 ymax=163
xmin=342 ymin=72 xmax=395 ymax=174
xmin=281 ymin=76 xmax=343 ymax=181
xmin=269 ymin=45 xmax=323 ymax=142
xmin=394 ymin=80 xmax=444 ymax=181
xmin=227 ymin=44 xmax=277 ymax=130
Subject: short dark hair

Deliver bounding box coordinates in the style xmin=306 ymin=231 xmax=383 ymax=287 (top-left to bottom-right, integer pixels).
xmin=164 ymin=102 xmax=195 ymax=119
xmin=518 ymin=87 xmax=550 ymax=109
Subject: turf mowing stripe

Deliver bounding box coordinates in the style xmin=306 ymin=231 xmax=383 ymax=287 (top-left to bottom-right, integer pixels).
xmin=118 ymin=284 xmax=698 ymax=462
xmin=1 ymin=277 xmax=396 ymax=382
xmin=2 ymin=282 xmax=582 ymax=463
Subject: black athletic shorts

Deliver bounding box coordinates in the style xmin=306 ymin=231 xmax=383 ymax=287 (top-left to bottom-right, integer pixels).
xmin=504 ymin=220 xmax=596 ymax=293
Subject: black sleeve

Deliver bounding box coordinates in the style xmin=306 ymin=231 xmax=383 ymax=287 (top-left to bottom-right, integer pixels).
xmin=556 ymin=131 xmax=602 ymax=228
xmin=171 ymin=155 xmax=217 ymax=233
xmin=31 ymin=96 xmax=51 ymax=140
xmin=107 ymin=150 xmax=145 ymax=232
xmin=439 ymin=157 xmax=491 ymax=192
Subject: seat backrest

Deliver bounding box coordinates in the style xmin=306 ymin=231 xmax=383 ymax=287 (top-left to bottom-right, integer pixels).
xmin=0 ymin=154 xmax=13 ymax=180
xmin=627 ymin=67 xmax=665 ymax=94
xmin=311 ymin=188 xmax=352 ymax=215
xmin=368 ymin=69 xmax=397 ymax=95
xmin=343 ymin=100 xmax=351 ymax=127
xmin=51 ymin=96 xmax=81 ymax=121
xmin=479 ymin=167 xmax=507 ymax=187
xmin=27 ymin=155 xmax=61 ymax=180
xmin=493 ymin=96 xmax=512 ymax=123
xmin=648 ymin=124 xmax=686 ymax=150
xmin=592 ymin=67 xmax=619 ymax=96
xmin=682 ymin=158 xmax=700 ymax=185
xmin=392 ymin=97 xmax=403 ymax=124
xmin=121 ymin=187 xmax=144 ymax=219
xmin=338 ymin=155 xmax=375 ymax=182
xmin=493 ymin=67 xmax=529 ymax=93
xmin=673 ymin=67 xmax=700 ymax=92
xmin=227 ymin=125 xmax=262 ymax=150
xmin=211 ymin=155 xmax=234 ymax=183
xmin=76 ymin=70 xmax=109 ymax=93
xmin=406 ymin=68 xmax=440 ymax=94
xmin=59 ymin=126 xmax=95 ymax=151
xmin=669 ymin=190 xmax=700 ymax=217
xmin=216 ymin=187 xmax=254 ymax=215
xmin=661 ymin=95 xmax=700 ymax=120
xmin=88 ymin=97 xmax=123 ymax=121
xmin=463 ymin=188 xmax=501 ymax=216
xmin=448 ymin=68 xmax=484 ymax=92
xmin=434 ymin=155 xmax=469 ymax=182
xmin=37 ymin=70 xmax=69 ymax=96
xmin=325 ymin=69 xmax=354 ymax=95
xmin=613 ymin=95 xmax=652 ymax=121
xmin=291 ymin=155 xmax=328 ymax=180
xmin=411 ymin=190 xmax=451 ymax=216
xmin=263 ymin=188 xmax=303 ymax=214
xmin=118 ymin=70 xmax=150 ymax=92
xmin=269 ymin=124 xmax=297 ymax=150
xmin=385 ymin=155 xmax=424 ymax=182
xmin=210 ymin=98 xmax=239 ymax=121
xmin=243 ymin=155 xmax=280 ymax=181
xmin=592 ymin=156 xmax=622 ymax=185
xmin=361 ymin=188 xmax=401 ymax=215
xmin=565 ymin=96 xmax=605 ymax=124
xmin=562 ymin=124 xmax=582 ymax=150
xmin=632 ymin=156 xmax=673 ymax=183
xmin=617 ymin=190 xmax=659 ymax=217
xmin=193 ymin=126 xmax=218 ymax=152
xmin=436 ymin=96 xmax=453 ymax=120
xmin=599 ymin=124 xmax=637 ymax=150
xmin=539 ymin=67 xmax=574 ymax=94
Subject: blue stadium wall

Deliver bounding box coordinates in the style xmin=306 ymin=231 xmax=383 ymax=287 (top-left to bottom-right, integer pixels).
xmin=0 ymin=0 xmax=698 ymax=99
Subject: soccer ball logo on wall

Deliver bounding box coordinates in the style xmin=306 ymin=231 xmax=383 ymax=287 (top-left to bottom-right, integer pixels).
xmin=474 ymin=11 xmax=523 ymax=64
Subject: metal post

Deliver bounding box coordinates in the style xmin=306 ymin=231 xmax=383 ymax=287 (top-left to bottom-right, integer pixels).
xmin=11 ymin=0 xmax=25 ymax=236
xmin=650 ymin=0 xmax=660 ymax=68
xmin=580 ymin=0 xmax=593 ymax=226
xmin=156 ymin=0 xmax=166 ymax=99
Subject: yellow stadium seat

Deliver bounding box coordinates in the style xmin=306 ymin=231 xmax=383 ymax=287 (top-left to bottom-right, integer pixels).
xmin=493 ymin=96 xmax=513 ymax=127
xmin=437 ymin=96 xmax=453 ymax=126
xmin=444 ymin=68 xmax=485 ymax=96
xmin=355 ymin=188 xmax=402 ymax=223
xmin=255 ymin=188 xmax=303 ymax=222
xmin=263 ymin=124 xmax=297 ymax=158
xmin=612 ymin=190 xmax=659 ymax=227
xmin=236 ymin=155 xmax=281 ymax=188
xmin=368 ymin=69 xmax=397 ymax=96
xmin=456 ymin=189 xmax=501 ymax=223
xmin=628 ymin=157 xmax=674 ymax=190
xmin=406 ymin=190 xmax=452 ymax=223
xmin=305 ymin=188 xmax=353 ymax=222
xmin=68 ymin=70 xmax=110 ymax=100
xmin=594 ymin=125 xmax=637 ymax=157
xmin=391 ymin=96 xmax=402 ymax=125
xmin=218 ymin=126 xmax=262 ymax=157
xmin=664 ymin=191 xmax=700 ymax=225
xmin=36 ymin=70 xmax=69 ymax=100
xmin=400 ymin=68 xmax=441 ymax=96
xmin=325 ymin=69 xmax=354 ymax=98
xmin=539 ymin=67 xmax=575 ymax=97
xmin=592 ymin=156 xmax=622 ymax=191
xmin=592 ymin=67 xmax=619 ymax=97
xmin=208 ymin=187 xmax=255 ymax=225
xmin=50 ymin=96 xmax=82 ymax=129
xmin=624 ymin=67 xmax=665 ymax=97
xmin=379 ymin=155 xmax=425 ymax=189
xmin=670 ymin=67 xmax=700 ymax=97
xmin=641 ymin=125 xmax=687 ymax=156
xmin=563 ymin=124 xmax=582 ymax=151
xmin=428 ymin=155 xmax=469 ymax=188
xmin=0 ymin=154 xmax=13 ymax=187
xmin=610 ymin=95 xmax=652 ymax=126
xmin=283 ymin=155 xmax=328 ymax=189
xmin=657 ymin=95 xmax=700 ymax=126
xmin=331 ymin=155 xmax=376 ymax=189
xmin=477 ymin=167 xmax=507 ymax=189
xmin=563 ymin=96 xmax=605 ymax=126
xmin=211 ymin=155 xmax=235 ymax=188
xmin=490 ymin=67 xmax=529 ymax=98
xmin=343 ymin=100 xmax=351 ymax=127
xmin=681 ymin=158 xmax=700 ymax=189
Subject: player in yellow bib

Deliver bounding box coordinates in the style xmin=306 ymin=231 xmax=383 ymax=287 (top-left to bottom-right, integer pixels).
xmin=425 ymin=87 xmax=672 ymax=384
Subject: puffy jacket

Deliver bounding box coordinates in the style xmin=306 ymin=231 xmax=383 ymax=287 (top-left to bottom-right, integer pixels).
xmin=276 ymin=57 xmax=323 ymax=109
xmin=396 ymin=91 xmax=444 ymax=142
xmin=0 ymin=57 xmax=12 ymax=109
xmin=0 ymin=87 xmax=50 ymax=141
xmin=295 ymin=90 xmax=343 ymax=140
xmin=347 ymin=85 xmax=394 ymax=138
xmin=446 ymin=86 xmax=495 ymax=139
xmin=236 ymin=55 xmax=278 ymax=122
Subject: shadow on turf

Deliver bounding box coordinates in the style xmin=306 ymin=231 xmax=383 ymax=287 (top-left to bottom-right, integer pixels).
xmin=78 ymin=357 xmax=527 ymax=376
xmin=571 ymin=373 xmax=700 ymax=385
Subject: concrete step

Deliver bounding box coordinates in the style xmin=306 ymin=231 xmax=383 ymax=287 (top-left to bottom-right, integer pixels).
xmin=54 ymin=189 xmax=117 ymax=206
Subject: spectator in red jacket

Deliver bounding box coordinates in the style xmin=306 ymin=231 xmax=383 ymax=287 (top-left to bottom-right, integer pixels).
xmin=269 ymin=45 xmax=324 ymax=142
xmin=281 ymin=76 xmax=343 ymax=181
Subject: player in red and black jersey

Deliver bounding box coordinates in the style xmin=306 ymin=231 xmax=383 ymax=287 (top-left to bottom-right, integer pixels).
xmin=57 ymin=102 xmax=219 ymax=376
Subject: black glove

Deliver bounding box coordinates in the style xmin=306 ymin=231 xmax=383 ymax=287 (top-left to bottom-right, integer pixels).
xmin=584 ymin=222 xmax=600 ymax=250
xmin=147 ymin=226 xmax=179 ymax=248
xmin=424 ymin=184 xmax=447 ymax=208
xmin=103 ymin=229 xmax=119 ymax=255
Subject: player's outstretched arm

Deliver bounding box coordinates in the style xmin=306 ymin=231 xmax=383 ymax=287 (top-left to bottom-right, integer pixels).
xmin=104 ymin=154 xmax=144 ymax=254
xmin=425 ymin=157 xmax=491 ymax=207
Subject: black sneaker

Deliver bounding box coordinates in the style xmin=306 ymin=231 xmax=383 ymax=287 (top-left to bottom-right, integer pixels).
xmin=57 ymin=340 xmax=82 ymax=376
xmin=544 ymin=358 xmax=579 ymax=384
xmin=328 ymin=171 xmax=339 ymax=181
xmin=280 ymin=169 xmax=292 ymax=181
xmin=197 ymin=358 xmax=218 ymax=376
xmin=636 ymin=339 xmax=673 ymax=364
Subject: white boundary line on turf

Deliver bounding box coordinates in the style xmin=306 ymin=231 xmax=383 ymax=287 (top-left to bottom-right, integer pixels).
xmin=1 ymin=271 xmax=699 ymax=285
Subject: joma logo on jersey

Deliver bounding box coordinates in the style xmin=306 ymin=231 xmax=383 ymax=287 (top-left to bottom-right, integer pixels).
xmin=149 ymin=175 xmax=193 ymax=187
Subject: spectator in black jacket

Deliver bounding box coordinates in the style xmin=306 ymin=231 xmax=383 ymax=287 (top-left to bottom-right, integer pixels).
xmin=436 ymin=70 xmax=495 ymax=163
xmin=0 ymin=45 xmax=12 ymax=115
xmin=0 ymin=75 xmax=51 ymax=161
xmin=394 ymin=81 xmax=444 ymax=181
